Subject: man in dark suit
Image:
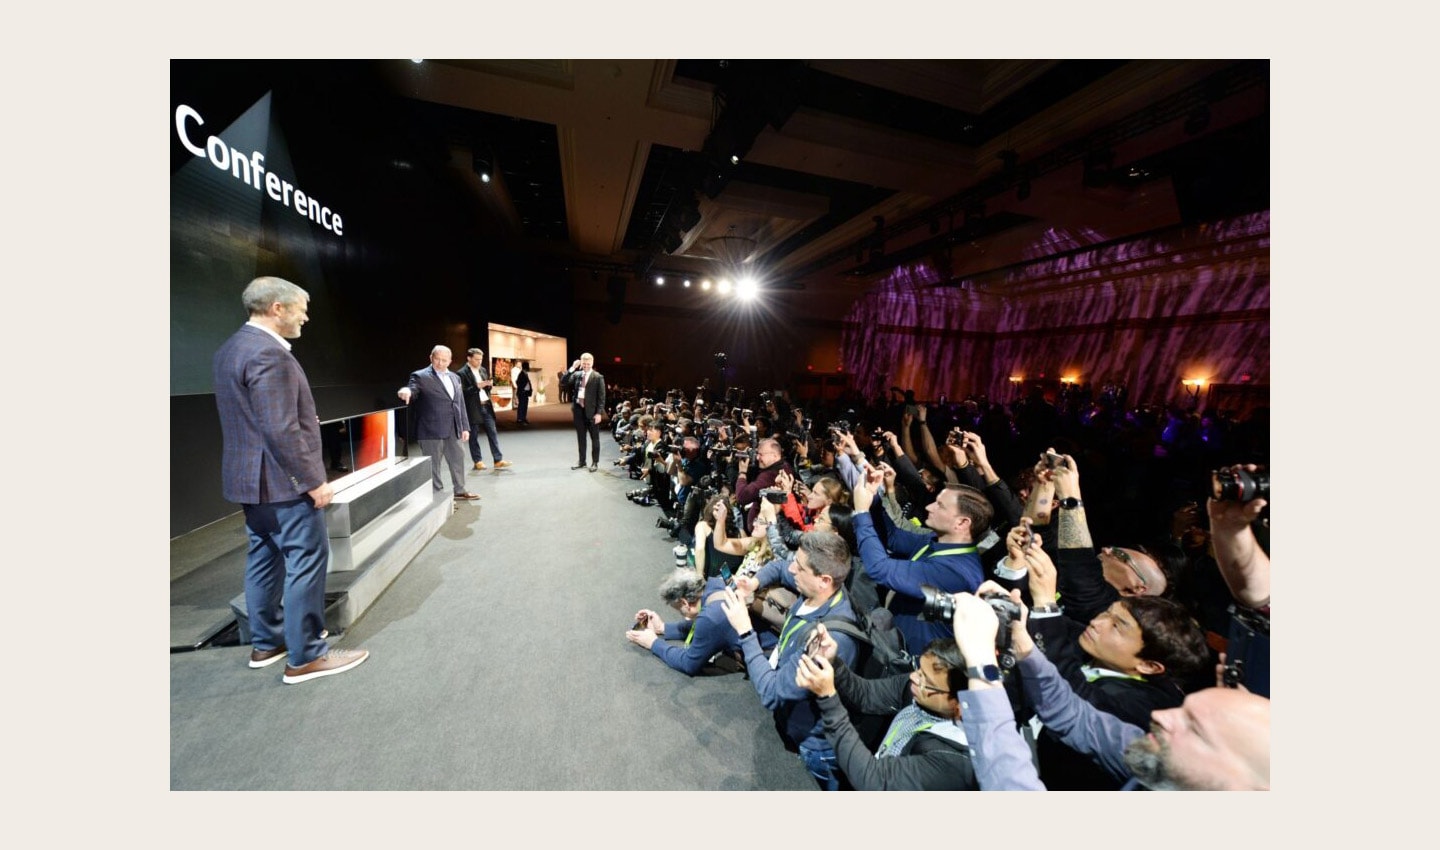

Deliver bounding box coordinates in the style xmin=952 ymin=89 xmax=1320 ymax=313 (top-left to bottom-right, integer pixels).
xmin=458 ymin=347 xmax=509 ymax=470
xmin=565 ymin=352 xmax=606 ymax=471
xmin=212 ymin=276 xmax=370 ymax=684
xmin=398 ymin=345 xmax=481 ymax=501
xmin=513 ymin=360 xmax=533 ymax=425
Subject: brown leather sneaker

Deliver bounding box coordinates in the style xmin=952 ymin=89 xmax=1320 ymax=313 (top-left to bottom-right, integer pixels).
xmin=454 ymin=492 xmax=481 ymax=501
xmin=494 ymin=460 xmax=512 ymax=469
xmin=473 ymin=461 xmax=486 ymax=470
xmin=249 ymin=647 xmax=287 ymax=669
xmin=282 ymin=648 xmax=370 ymax=684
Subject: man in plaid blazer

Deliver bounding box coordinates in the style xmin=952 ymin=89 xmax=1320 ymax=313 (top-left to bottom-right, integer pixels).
xmin=212 ymin=276 xmax=369 ymax=684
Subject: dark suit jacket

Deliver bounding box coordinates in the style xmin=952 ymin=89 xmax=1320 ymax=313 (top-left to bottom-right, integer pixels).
xmin=407 ymin=366 xmax=471 ymax=440
xmin=567 ymin=368 xmax=606 ymax=417
xmin=457 ymin=364 xmax=493 ymax=423
xmin=212 ymin=324 xmax=326 ymax=504
xmin=514 ymin=369 xmax=532 ymax=397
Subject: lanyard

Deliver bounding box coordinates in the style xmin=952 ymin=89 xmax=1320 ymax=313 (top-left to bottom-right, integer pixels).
xmin=910 ymin=543 xmax=978 ymax=560
xmin=881 ymin=720 xmax=935 ymax=752
xmin=777 ymin=590 xmax=845 ymax=655
xmin=1081 ymin=664 xmax=1145 ymax=683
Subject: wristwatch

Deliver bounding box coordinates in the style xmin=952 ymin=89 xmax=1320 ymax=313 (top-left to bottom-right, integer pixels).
xmin=965 ymin=664 xmax=1002 ymax=683
xmin=1058 ymin=497 xmax=1083 ymax=510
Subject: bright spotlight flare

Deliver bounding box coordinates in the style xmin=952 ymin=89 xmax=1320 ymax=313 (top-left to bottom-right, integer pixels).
xmin=717 ymin=279 xmax=732 ymax=295
xmin=736 ymin=276 xmax=759 ymax=301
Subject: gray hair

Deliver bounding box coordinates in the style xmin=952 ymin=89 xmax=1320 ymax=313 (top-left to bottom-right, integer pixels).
xmin=657 ymin=568 xmax=705 ymax=606
xmin=431 ymin=345 xmax=452 ymax=357
xmin=242 ymin=276 xmax=308 ymax=316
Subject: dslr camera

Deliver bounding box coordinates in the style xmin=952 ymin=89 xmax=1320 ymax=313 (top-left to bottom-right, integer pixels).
xmin=919 ymin=585 xmax=1022 ymax=669
xmin=1212 ymin=467 xmax=1269 ymax=502
xmin=759 ymin=487 xmax=788 ymax=505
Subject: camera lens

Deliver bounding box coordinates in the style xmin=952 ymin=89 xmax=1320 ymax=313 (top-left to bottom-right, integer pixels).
xmin=1212 ymin=468 xmax=1269 ymax=502
xmin=919 ymin=584 xmax=954 ymax=622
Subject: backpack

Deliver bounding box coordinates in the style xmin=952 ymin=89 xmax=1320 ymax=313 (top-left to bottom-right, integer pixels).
xmin=804 ymin=607 xmax=913 ymax=679
xmin=797 ymin=611 xmax=914 ymax=752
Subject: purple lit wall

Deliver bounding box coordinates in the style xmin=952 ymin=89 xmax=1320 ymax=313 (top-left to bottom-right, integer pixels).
xmin=841 ymin=212 xmax=1269 ymax=408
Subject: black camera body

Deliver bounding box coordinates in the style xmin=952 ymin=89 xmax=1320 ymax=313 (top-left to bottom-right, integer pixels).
xmin=1212 ymin=467 xmax=1269 ymax=502
xmin=760 ymin=487 xmax=788 ymax=504
xmin=919 ymin=585 xmax=1022 ymax=669
xmin=1043 ymin=451 xmax=1069 ymax=470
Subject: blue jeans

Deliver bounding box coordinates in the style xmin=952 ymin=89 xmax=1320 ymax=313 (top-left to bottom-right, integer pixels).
xmin=797 ymin=740 xmax=842 ymax=791
xmin=467 ymin=403 xmax=503 ymax=462
xmin=242 ymin=497 xmax=332 ymax=667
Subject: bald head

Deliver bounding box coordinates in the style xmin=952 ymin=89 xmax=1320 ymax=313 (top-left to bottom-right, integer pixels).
xmin=1124 ymin=687 xmax=1269 ymax=790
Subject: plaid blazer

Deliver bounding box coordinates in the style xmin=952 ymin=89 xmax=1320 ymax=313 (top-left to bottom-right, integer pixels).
xmin=212 ymin=325 xmax=326 ymax=504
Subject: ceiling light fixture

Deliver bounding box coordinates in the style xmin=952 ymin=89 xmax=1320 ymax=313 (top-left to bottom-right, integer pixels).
xmin=472 ymin=150 xmax=493 ymax=184
xmin=717 ymin=279 xmax=732 ymax=295
xmin=701 ymin=279 xmax=712 ymax=291
xmin=655 ymin=276 xmax=664 ymax=285
xmin=683 ymin=279 xmax=692 ymax=288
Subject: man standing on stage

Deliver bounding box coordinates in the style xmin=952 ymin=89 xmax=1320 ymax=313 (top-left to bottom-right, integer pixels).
xmin=512 ymin=360 xmax=533 ymax=426
xmin=458 ymin=347 xmax=510 ymax=470
xmin=398 ymin=345 xmax=482 ymax=502
xmin=566 ymin=352 xmax=606 ymax=471
xmin=212 ymin=276 xmax=369 ymax=684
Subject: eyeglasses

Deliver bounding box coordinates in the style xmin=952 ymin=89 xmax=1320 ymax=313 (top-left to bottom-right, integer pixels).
xmin=909 ymin=658 xmax=950 ymax=696
xmin=1107 ymin=547 xmax=1149 ymax=589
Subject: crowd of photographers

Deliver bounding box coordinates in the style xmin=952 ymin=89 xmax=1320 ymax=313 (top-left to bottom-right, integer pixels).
xmin=614 ymin=380 xmax=1270 ymax=791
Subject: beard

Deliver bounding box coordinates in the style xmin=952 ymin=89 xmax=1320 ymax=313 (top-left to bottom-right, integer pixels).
xmin=1122 ymin=734 xmax=1182 ymax=791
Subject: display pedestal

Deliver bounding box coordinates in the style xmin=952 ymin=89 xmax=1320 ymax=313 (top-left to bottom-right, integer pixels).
xmin=226 ymin=456 xmax=451 ymax=641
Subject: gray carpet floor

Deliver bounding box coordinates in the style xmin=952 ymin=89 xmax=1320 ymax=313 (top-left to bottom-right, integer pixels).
xmin=170 ymin=404 xmax=817 ymax=791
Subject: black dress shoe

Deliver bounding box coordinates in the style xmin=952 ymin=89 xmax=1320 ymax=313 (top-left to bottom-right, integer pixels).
xmin=572 ymin=464 xmax=586 ymax=470
xmin=589 ymin=464 xmax=598 ymax=472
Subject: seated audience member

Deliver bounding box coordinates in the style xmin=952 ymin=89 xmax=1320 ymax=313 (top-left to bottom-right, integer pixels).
xmin=850 ymin=466 xmax=989 ymax=654
xmin=719 ymin=531 xmax=863 ymax=791
xmin=772 ymin=469 xmax=849 ymax=532
xmin=625 ymin=568 xmax=760 ymax=675
xmin=946 ymin=430 xmax=1025 ymax=547
xmin=981 ymin=527 xmax=1211 ymax=788
xmin=794 ymin=624 xmax=978 ymax=791
xmin=1016 ymin=449 xmax=1178 ymax=625
xmin=734 ymin=437 xmax=795 ymax=533
xmin=694 ymin=494 xmax=756 ymax=581
xmin=948 ymin=591 xmax=1269 ymax=791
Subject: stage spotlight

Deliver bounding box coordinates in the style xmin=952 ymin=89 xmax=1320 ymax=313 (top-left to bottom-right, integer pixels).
xmin=717 ymin=279 xmax=732 ymax=295
xmin=683 ymin=279 xmax=692 ymax=288
xmin=701 ymin=279 xmax=712 ymax=291
xmin=655 ymin=276 xmax=665 ymax=285
xmin=736 ymin=277 xmax=759 ymax=301
xmin=472 ymin=150 xmax=493 ymax=184
xmin=730 ymin=154 xmax=740 ymax=165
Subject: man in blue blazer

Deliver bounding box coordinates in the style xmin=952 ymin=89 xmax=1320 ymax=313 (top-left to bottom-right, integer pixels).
xmin=398 ymin=345 xmax=480 ymax=501
xmin=212 ymin=276 xmax=370 ymax=684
